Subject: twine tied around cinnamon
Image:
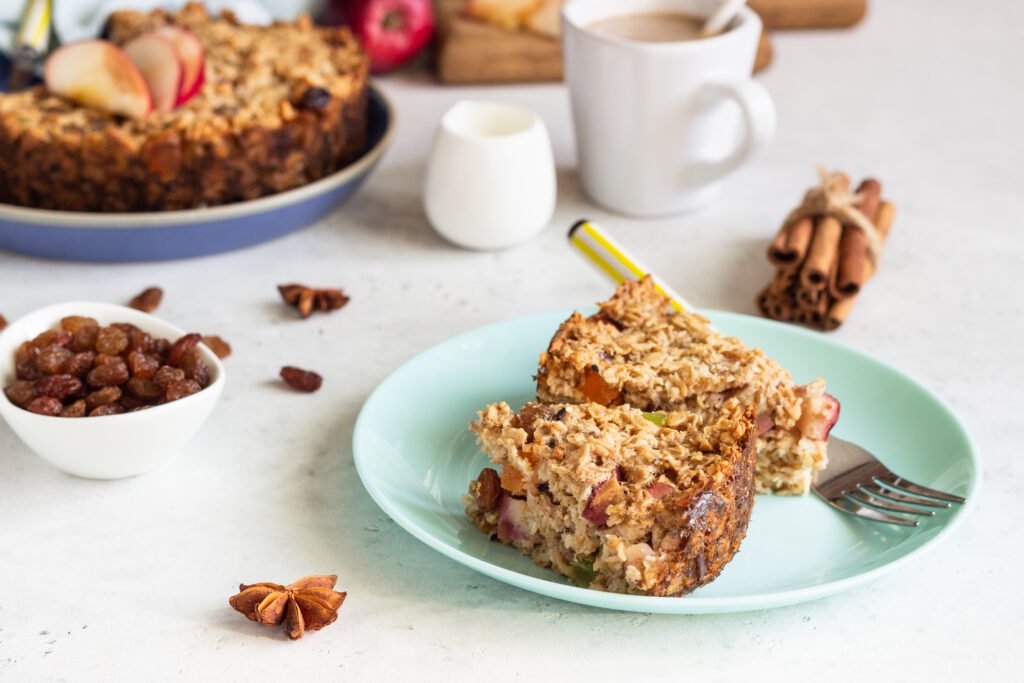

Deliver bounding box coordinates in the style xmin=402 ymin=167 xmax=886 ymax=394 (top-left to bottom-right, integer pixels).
xmin=784 ymin=166 xmax=885 ymax=268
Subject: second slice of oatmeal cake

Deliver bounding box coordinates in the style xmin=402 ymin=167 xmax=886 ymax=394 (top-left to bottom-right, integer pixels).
xmin=536 ymin=277 xmax=839 ymax=495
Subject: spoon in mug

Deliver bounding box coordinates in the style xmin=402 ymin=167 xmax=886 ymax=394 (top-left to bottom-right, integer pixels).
xmin=700 ymin=0 xmax=747 ymax=37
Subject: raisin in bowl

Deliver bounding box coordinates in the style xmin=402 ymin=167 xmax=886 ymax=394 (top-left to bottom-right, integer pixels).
xmin=0 ymin=302 xmax=225 ymax=479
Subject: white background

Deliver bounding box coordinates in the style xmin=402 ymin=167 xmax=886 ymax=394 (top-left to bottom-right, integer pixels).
xmin=1 ymin=0 xmax=1021 ymax=680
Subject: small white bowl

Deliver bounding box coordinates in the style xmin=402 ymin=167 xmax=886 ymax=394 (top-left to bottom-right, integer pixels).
xmin=0 ymin=302 xmax=225 ymax=479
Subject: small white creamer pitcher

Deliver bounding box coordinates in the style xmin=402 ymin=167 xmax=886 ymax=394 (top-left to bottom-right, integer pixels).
xmin=424 ymin=101 xmax=557 ymax=250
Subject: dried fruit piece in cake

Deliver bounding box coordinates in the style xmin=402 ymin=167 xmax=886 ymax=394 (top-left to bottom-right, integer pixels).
xmin=536 ymin=277 xmax=836 ymax=495
xmin=466 ymin=400 xmax=756 ymax=596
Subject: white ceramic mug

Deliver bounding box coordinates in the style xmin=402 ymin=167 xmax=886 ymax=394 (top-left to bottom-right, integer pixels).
xmin=563 ymin=0 xmax=775 ymax=216
xmin=424 ymin=101 xmax=556 ymax=250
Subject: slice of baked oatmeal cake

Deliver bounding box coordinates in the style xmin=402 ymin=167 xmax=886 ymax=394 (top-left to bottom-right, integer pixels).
xmin=536 ymin=277 xmax=839 ymax=495
xmin=466 ymin=400 xmax=756 ymax=597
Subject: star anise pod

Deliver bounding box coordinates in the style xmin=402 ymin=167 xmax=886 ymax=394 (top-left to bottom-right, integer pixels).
xmin=277 ymin=284 xmax=350 ymax=319
xmin=229 ymin=574 xmax=347 ymax=640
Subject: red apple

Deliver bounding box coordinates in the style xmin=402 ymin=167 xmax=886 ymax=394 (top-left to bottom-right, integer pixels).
xmin=123 ymin=33 xmax=183 ymax=113
xmin=324 ymin=0 xmax=434 ymax=74
xmin=44 ymin=40 xmax=152 ymax=119
xmin=155 ymin=27 xmax=205 ymax=105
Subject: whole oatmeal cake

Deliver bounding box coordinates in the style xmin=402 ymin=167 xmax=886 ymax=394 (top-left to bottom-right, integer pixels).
xmin=536 ymin=277 xmax=839 ymax=495
xmin=0 ymin=3 xmax=368 ymax=212
xmin=466 ymin=400 xmax=756 ymax=596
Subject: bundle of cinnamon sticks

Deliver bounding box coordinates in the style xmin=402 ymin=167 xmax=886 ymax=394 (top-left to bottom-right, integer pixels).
xmin=758 ymin=171 xmax=896 ymax=331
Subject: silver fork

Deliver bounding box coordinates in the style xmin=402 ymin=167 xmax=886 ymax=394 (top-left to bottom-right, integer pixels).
xmin=812 ymin=437 xmax=966 ymax=527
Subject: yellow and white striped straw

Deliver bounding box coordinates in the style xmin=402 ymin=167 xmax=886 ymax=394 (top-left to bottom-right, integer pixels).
xmin=16 ymin=0 xmax=52 ymax=52
xmin=568 ymin=219 xmax=694 ymax=312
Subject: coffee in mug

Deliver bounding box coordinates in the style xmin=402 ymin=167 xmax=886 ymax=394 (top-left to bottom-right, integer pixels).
xmin=587 ymin=12 xmax=706 ymax=42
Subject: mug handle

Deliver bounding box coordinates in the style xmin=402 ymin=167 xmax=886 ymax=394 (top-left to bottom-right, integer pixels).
xmin=687 ymin=78 xmax=776 ymax=186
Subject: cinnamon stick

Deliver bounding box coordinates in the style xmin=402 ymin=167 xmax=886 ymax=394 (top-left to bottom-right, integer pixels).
xmin=875 ymin=201 xmax=896 ymax=241
xmin=796 ymin=282 xmax=822 ymax=310
xmin=832 ymin=179 xmax=882 ymax=298
xmin=824 ymin=200 xmax=896 ymax=330
xmin=763 ymin=277 xmax=797 ymax=320
xmin=799 ymin=283 xmax=829 ymax=317
xmin=768 ymin=216 xmax=814 ymax=266
xmin=758 ymin=266 xmax=802 ymax=323
xmin=822 ymin=294 xmax=856 ymax=332
xmin=800 ymin=216 xmax=842 ymax=290
xmin=757 ymin=287 xmax=772 ymax=317
xmin=771 ymin=296 xmax=796 ymax=321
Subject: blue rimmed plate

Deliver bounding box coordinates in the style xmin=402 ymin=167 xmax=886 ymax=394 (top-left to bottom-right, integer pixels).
xmin=0 ymin=85 xmax=393 ymax=262
xmin=352 ymin=310 xmax=980 ymax=614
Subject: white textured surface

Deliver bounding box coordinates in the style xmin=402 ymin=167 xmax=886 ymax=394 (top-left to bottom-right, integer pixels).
xmin=0 ymin=1 xmax=1020 ymax=679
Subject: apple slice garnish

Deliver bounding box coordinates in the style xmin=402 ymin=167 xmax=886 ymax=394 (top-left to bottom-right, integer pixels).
xmin=155 ymin=27 xmax=205 ymax=105
xmin=123 ymin=33 xmax=183 ymax=114
xmin=44 ymin=40 xmax=152 ymax=119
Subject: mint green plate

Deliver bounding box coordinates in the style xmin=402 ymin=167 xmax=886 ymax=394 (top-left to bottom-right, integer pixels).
xmin=352 ymin=311 xmax=979 ymax=614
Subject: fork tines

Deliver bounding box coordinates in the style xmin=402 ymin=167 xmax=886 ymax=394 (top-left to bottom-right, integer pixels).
xmin=812 ymin=437 xmax=966 ymax=527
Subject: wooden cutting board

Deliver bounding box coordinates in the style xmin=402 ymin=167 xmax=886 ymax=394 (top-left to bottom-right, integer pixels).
xmin=435 ymin=0 xmax=563 ymax=84
xmin=749 ymin=0 xmax=866 ymax=29
xmin=434 ymin=0 xmax=864 ymax=85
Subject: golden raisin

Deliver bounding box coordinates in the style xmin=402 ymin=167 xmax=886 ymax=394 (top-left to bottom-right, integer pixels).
xmin=66 ymin=352 xmax=96 ymax=378
xmin=86 ymin=386 xmax=122 ymax=410
xmin=165 ymin=379 xmax=201 ymax=402
xmin=35 ymin=374 xmax=82 ymax=400
xmin=26 ymin=396 xmax=62 ymax=416
xmin=127 ymin=351 xmax=160 ymax=379
xmin=86 ymin=362 xmax=129 ymax=388
xmin=280 ymin=366 xmax=322 ymax=392
xmin=60 ymin=316 xmax=99 ymax=334
xmin=89 ymin=404 xmax=125 ymax=417
xmin=178 ymin=351 xmax=210 ymax=387
xmin=153 ymin=365 xmax=185 ymax=387
xmin=60 ymin=400 xmax=87 ymax=418
xmin=95 ymin=326 xmax=129 ymax=355
xmin=168 ymin=333 xmax=202 ymax=367
xmin=4 ymin=381 xmax=36 ymax=407
xmin=70 ymin=324 xmax=99 ymax=352
xmin=475 ymin=468 xmax=501 ymax=512
xmin=125 ymin=378 xmax=162 ymax=401
xmin=36 ymin=346 xmax=72 ymax=375
xmin=128 ymin=287 xmax=164 ymax=313
xmin=201 ymin=335 xmax=232 ymax=359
